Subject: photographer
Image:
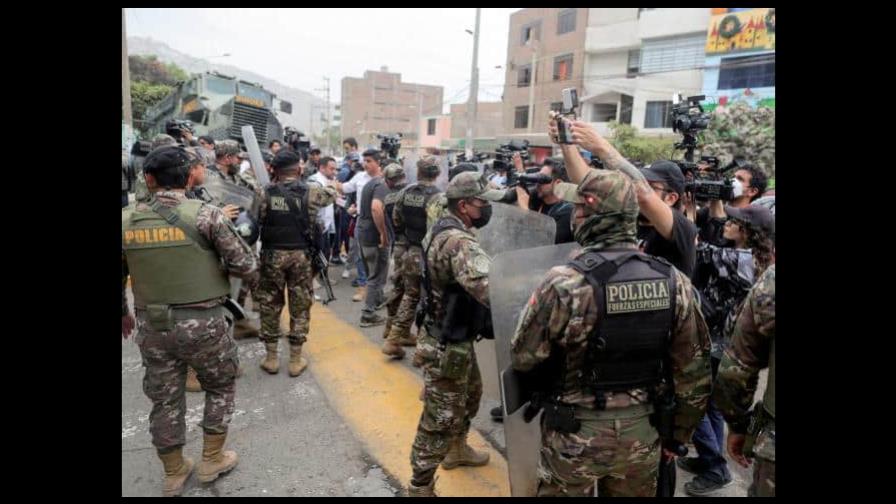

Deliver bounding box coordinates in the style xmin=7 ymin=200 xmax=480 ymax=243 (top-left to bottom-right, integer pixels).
xmin=695 ymin=163 xmax=768 ymax=246
xmin=513 ymin=157 xmax=574 ymax=244
xmin=682 ymin=203 xmax=774 ymax=496
xmin=553 ymin=116 xmax=697 ymax=277
xmin=165 ymin=119 xmax=199 ymax=147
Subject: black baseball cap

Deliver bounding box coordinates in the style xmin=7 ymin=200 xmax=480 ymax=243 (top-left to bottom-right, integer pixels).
xmin=726 ymin=204 xmax=775 ymax=237
xmin=271 ymin=149 xmax=302 ymax=170
xmin=641 ymin=160 xmax=685 ymax=196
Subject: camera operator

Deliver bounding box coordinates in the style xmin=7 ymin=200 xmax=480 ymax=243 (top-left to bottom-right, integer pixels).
xmin=694 ymin=163 xmax=768 ymax=246
xmin=553 ymin=116 xmax=697 ymax=277
xmin=513 ymin=157 xmax=574 ymax=244
xmin=682 ymin=203 xmax=774 ymax=495
xmin=165 ymin=119 xmax=199 ymax=147
xmin=269 ymin=139 xmax=283 ymax=155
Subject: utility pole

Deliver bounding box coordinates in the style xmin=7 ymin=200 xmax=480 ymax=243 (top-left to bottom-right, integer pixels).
xmin=315 ymin=78 xmax=332 ymax=155
xmin=527 ymin=42 xmax=537 ymax=133
xmin=465 ymin=8 xmax=481 ymax=159
xmin=122 ymin=8 xmax=132 ymax=128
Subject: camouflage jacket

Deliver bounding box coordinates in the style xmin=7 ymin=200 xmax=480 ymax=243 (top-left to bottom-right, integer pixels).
xmin=511 ymin=252 xmax=712 ymax=445
xmin=694 ymin=242 xmax=755 ymax=353
xmin=421 ymin=212 xmax=492 ymax=323
xmin=209 ymin=164 xmax=265 ymax=218
xmin=426 ymin=193 xmax=449 ymax=230
xmin=714 ymin=264 xmax=775 ymax=433
xmin=121 ymin=191 xmax=258 ymax=313
xmin=257 ymin=177 xmax=338 ymax=231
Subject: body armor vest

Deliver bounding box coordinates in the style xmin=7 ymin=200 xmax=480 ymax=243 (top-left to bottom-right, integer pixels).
xmin=261 ymin=181 xmax=310 ymax=250
xmin=401 ymin=183 xmax=442 ymax=246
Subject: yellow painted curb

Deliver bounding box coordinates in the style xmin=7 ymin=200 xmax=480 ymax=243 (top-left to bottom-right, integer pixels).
xmin=281 ymin=304 xmax=510 ymax=496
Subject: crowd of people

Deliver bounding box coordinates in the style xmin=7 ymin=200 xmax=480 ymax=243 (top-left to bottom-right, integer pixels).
xmin=122 ymin=111 xmax=775 ymax=497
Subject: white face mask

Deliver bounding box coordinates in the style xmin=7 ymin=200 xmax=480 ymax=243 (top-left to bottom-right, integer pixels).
xmin=240 ymin=160 xmax=251 ymax=172
xmin=731 ymin=178 xmax=744 ymax=198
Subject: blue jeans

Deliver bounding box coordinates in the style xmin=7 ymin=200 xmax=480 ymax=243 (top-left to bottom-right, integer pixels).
xmin=692 ymin=357 xmax=731 ymax=483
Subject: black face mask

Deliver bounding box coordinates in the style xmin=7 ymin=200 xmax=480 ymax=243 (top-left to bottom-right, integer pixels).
xmin=471 ymin=204 xmax=493 ymax=228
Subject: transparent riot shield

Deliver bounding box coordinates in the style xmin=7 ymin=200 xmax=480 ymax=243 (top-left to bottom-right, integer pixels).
xmin=201 ymin=175 xmax=255 ymax=210
xmin=475 ymin=203 xmax=556 ymax=258
xmin=489 ymin=242 xmax=583 ymax=496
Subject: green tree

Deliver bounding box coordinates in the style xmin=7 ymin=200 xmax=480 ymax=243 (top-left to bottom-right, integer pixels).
xmin=127 ymin=55 xmax=190 ymax=134
xmin=607 ymin=121 xmax=676 ymax=165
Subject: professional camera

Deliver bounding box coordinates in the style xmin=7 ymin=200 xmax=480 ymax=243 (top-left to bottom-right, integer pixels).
xmin=284 ymin=127 xmax=311 ymax=162
xmin=377 ymin=133 xmax=402 ymax=160
xmin=676 ymin=156 xmax=736 ymax=202
xmin=165 ymin=119 xmax=196 ymax=141
xmin=671 ymin=94 xmax=711 ymax=136
xmin=457 ymin=151 xmax=489 ymax=164
xmin=493 ymin=139 xmax=530 ymax=172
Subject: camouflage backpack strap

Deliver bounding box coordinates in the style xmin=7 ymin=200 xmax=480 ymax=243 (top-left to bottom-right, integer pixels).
xmin=420 ymin=218 xmax=468 ymax=324
xmin=147 ymin=198 xmax=212 ymax=251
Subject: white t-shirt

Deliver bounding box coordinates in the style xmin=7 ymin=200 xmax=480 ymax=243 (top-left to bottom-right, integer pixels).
xmin=309 ymin=172 xmax=335 ymax=233
xmin=341 ymin=171 xmax=372 ymax=217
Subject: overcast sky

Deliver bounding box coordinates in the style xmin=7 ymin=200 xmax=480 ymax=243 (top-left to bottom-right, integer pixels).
xmin=126 ymin=8 xmax=520 ymax=111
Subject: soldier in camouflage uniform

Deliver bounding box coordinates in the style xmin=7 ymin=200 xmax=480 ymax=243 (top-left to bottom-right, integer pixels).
xmin=384 ymin=156 xmax=443 ymax=359
xmin=255 ymin=149 xmax=337 ymax=377
xmin=713 ymin=264 xmax=775 ymax=497
xmin=380 ymin=163 xmax=408 ymax=341
xmin=510 ymin=168 xmax=712 ymax=497
xmin=121 ymin=145 xmax=258 ymax=497
xmin=407 ymin=172 xmax=504 ymax=497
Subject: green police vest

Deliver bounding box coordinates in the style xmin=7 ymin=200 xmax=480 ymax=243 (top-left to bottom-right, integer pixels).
xmin=762 ymin=337 xmax=775 ymax=419
xmin=122 ymin=198 xmax=230 ymax=306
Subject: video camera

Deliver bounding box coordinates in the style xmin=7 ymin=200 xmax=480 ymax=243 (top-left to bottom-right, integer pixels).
xmin=377 ymin=133 xmax=402 ymax=160
xmin=493 ymin=139 xmax=530 ymax=172
xmin=668 ymin=94 xmax=734 ymax=201
xmin=165 ymin=119 xmax=196 ymax=141
xmin=284 ymin=127 xmax=311 ymax=162
xmin=457 ymin=151 xmax=489 ymax=164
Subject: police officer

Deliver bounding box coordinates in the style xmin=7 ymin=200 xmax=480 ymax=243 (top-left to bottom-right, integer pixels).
xmin=210 ymin=140 xmax=264 ymax=220
xmin=121 ymin=145 xmax=258 ymax=497
xmin=379 ymin=163 xmax=408 ymax=342
xmin=407 ymin=171 xmax=504 ymax=497
xmin=133 ymin=134 xmax=180 ymax=204
xmin=255 ymin=149 xmax=337 ymax=377
xmin=713 ymin=264 xmax=776 ymax=497
xmin=510 ymin=168 xmax=712 ymax=497
xmin=384 ymin=156 xmax=443 ymax=359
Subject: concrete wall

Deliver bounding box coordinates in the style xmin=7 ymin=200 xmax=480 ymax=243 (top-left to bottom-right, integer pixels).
xmin=638 ymin=8 xmax=711 ymax=40
xmin=419 ymin=115 xmax=452 ymax=149
xmin=450 ymin=102 xmax=503 ymax=139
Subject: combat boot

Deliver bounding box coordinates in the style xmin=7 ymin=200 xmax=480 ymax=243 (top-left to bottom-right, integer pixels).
xmin=396 ymin=333 xmax=418 ymax=347
xmin=441 ymin=437 xmax=490 ymax=469
xmin=260 ymin=341 xmax=280 ymax=374
xmin=157 ymin=447 xmax=194 ymax=497
xmin=186 ymin=367 xmax=202 ymax=393
xmin=352 ymin=286 xmax=367 ymax=302
xmin=412 ymin=350 xmax=424 ymax=368
xmin=197 ymin=433 xmax=239 ymax=483
xmin=407 ymin=480 xmax=437 ymax=497
xmin=381 ymin=339 xmax=406 ymax=359
xmin=288 ymin=344 xmax=308 ymax=377
xmin=381 ymin=318 xmax=393 ymax=339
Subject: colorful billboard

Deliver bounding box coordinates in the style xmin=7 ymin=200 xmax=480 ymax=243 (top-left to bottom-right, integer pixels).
xmin=705 ymin=8 xmax=775 ymax=54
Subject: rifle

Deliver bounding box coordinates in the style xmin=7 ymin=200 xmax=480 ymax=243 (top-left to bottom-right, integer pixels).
xmin=307 ymin=223 xmax=336 ymax=305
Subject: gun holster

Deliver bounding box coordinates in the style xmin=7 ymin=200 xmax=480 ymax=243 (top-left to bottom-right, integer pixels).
xmin=146 ymin=304 xmax=174 ymax=331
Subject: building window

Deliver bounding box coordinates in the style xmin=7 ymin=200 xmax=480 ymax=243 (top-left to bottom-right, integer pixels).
xmin=553 ymin=54 xmax=573 ymax=81
xmin=718 ymin=54 xmax=775 ymax=90
xmin=518 ymin=64 xmax=532 ymax=87
xmin=520 ymin=21 xmax=542 ymax=45
xmin=557 ymin=9 xmax=576 ymax=35
xmin=620 ymin=95 xmax=633 ymax=125
xmin=640 ymin=34 xmax=705 ymax=73
xmin=645 ymin=101 xmax=673 ymax=128
xmin=592 ymin=103 xmax=618 ymax=122
xmin=514 ymin=106 xmax=529 ymax=129
xmin=627 ymin=49 xmax=641 ymax=76
xmin=427 ymin=118 xmax=437 ymax=136
xmin=550 ymin=102 xmax=563 ymax=113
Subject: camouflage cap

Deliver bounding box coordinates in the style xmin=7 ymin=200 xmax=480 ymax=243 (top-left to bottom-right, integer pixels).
xmin=383 ymin=163 xmax=405 ymax=181
xmin=150 ymin=133 xmax=177 ymax=151
xmin=445 ymin=171 xmax=504 ymax=201
xmin=215 ymin=139 xmax=241 ymax=158
xmin=553 ymin=168 xmax=638 ymax=215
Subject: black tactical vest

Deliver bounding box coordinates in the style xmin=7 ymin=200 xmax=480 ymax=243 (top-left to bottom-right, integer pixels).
xmin=568 ymin=249 xmax=677 ymax=397
xmin=401 ymin=183 xmax=442 ymax=246
xmin=384 ymin=183 xmax=406 ymax=242
xmin=261 ymin=180 xmax=310 ymax=250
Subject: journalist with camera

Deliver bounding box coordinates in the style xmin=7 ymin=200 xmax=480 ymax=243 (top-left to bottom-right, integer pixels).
xmin=512 ymin=157 xmax=574 ymax=244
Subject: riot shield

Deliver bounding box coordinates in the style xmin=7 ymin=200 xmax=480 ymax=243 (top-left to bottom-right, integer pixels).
xmin=475 ymin=203 xmax=556 ymax=258
xmin=401 ymin=153 xmax=449 ymax=190
xmin=241 ymin=125 xmax=271 ymax=187
xmin=489 ymin=242 xmax=582 ymax=496
xmin=201 ymin=175 xmax=255 ymax=210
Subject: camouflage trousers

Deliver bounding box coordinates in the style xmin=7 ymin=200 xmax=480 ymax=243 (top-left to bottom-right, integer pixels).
xmin=410 ymin=331 xmax=482 ymax=485
xmin=135 ymin=306 xmax=239 ymax=451
xmin=236 ymin=245 xmax=261 ymax=309
xmin=383 ymin=244 xmax=407 ymax=339
xmin=536 ymin=405 xmax=659 ymax=497
xmin=748 ymin=425 xmax=775 ymax=497
xmin=387 ymin=245 xmax=423 ymax=342
xmin=256 ymin=249 xmax=313 ymax=346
